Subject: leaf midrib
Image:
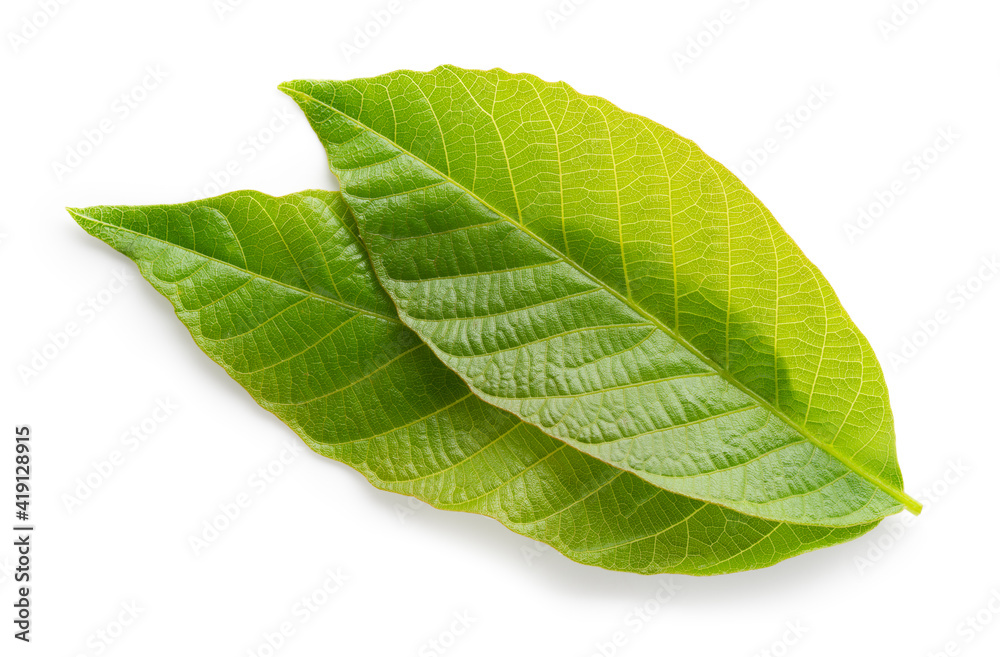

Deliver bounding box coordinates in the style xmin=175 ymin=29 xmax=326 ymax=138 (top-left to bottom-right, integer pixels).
xmin=283 ymin=85 xmax=922 ymax=516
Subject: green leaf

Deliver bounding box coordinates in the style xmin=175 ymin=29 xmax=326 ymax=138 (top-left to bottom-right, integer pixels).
xmin=281 ymin=66 xmax=920 ymax=528
xmin=69 ymin=190 xmax=875 ymax=574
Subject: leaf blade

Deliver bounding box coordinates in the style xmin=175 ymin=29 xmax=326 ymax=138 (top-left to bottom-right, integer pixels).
xmin=282 ymin=67 xmax=919 ymax=527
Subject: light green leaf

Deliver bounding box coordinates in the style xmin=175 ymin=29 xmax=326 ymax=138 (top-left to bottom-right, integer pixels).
xmin=70 ymin=190 xmax=875 ymax=574
xmin=282 ymin=66 xmax=920 ymax=528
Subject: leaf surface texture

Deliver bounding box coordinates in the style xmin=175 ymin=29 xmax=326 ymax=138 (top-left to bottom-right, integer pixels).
xmin=70 ymin=191 xmax=876 ymax=574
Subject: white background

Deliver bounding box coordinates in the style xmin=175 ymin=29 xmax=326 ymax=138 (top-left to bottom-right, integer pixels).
xmin=1 ymin=0 xmax=997 ymax=655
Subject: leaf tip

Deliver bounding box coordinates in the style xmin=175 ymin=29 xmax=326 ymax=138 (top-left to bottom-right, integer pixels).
xmin=66 ymin=206 xmax=89 ymax=226
xmin=277 ymin=80 xmax=306 ymax=99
